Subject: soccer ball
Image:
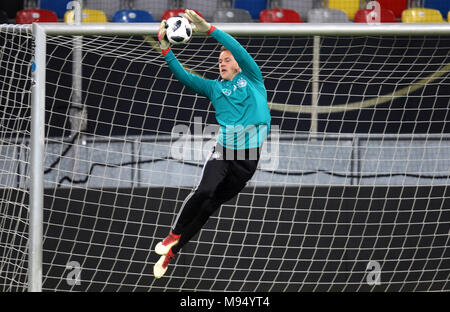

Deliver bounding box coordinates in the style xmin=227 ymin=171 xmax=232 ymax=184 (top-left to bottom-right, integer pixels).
xmin=166 ymin=16 xmax=192 ymax=45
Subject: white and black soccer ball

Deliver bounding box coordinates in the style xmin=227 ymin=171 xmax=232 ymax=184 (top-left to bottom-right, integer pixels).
xmin=166 ymin=16 xmax=192 ymax=45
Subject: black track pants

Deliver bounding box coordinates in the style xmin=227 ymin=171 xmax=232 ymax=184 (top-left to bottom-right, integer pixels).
xmin=171 ymin=144 xmax=259 ymax=254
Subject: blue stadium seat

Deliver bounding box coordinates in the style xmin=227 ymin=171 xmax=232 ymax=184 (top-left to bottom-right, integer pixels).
xmin=112 ymin=9 xmax=154 ymax=23
xmin=424 ymin=0 xmax=450 ymax=18
xmin=40 ymin=0 xmax=72 ymax=19
xmin=233 ymin=0 xmax=267 ymax=20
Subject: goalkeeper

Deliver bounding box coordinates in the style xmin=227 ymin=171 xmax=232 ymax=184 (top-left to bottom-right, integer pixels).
xmin=153 ymin=10 xmax=271 ymax=278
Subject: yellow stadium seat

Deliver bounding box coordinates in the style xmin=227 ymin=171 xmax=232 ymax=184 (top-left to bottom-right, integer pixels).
xmin=327 ymin=0 xmax=359 ymax=19
xmin=64 ymin=9 xmax=107 ymax=23
xmin=448 ymin=11 xmax=449 ymax=22
xmin=401 ymin=8 xmax=444 ymax=23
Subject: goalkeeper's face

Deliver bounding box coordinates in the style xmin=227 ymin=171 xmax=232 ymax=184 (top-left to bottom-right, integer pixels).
xmin=219 ymin=50 xmax=241 ymax=81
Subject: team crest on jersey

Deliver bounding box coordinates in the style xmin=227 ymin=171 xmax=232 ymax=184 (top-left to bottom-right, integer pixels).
xmin=211 ymin=151 xmax=221 ymax=159
xmin=236 ymin=78 xmax=247 ymax=88
xmin=222 ymin=88 xmax=232 ymax=96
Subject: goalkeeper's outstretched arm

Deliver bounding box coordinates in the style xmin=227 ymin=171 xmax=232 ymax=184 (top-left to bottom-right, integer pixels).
xmin=158 ymin=20 xmax=214 ymax=98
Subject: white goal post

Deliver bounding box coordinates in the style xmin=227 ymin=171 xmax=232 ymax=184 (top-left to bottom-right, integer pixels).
xmin=1 ymin=21 xmax=450 ymax=292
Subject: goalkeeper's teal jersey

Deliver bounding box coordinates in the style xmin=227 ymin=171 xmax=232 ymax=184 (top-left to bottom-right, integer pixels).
xmin=163 ymin=27 xmax=271 ymax=150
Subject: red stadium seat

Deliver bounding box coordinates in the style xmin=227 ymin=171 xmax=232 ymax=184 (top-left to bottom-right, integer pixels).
xmin=259 ymin=8 xmax=303 ymax=23
xmin=16 ymin=9 xmax=58 ymax=24
xmin=354 ymin=8 xmax=397 ymax=23
xmin=377 ymin=0 xmax=407 ymax=18
xmin=161 ymin=9 xmax=203 ymax=21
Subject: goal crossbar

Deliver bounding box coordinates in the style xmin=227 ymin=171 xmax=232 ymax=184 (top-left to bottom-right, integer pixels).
xmin=35 ymin=22 xmax=450 ymax=36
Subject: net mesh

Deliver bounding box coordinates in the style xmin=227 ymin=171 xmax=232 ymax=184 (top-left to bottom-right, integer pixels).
xmin=0 ymin=25 xmax=33 ymax=292
xmin=0 ymin=25 xmax=449 ymax=291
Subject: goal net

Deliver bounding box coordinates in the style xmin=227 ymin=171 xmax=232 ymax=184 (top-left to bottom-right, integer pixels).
xmin=1 ymin=23 xmax=449 ymax=292
xmin=0 ymin=25 xmax=33 ymax=291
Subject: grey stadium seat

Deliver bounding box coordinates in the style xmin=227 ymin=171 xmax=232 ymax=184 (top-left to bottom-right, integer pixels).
xmin=212 ymin=8 xmax=253 ymax=22
xmin=271 ymin=0 xmax=313 ymax=21
xmin=183 ymin=0 xmax=222 ymax=20
xmin=307 ymin=8 xmax=350 ymax=23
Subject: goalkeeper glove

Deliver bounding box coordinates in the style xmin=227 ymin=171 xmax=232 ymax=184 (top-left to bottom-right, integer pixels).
xmin=184 ymin=9 xmax=212 ymax=34
xmin=158 ymin=20 xmax=170 ymax=51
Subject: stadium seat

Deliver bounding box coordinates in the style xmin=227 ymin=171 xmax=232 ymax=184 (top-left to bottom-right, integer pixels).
xmin=270 ymin=0 xmax=313 ymax=21
xmin=424 ymin=0 xmax=450 ymax=18
xmin=183 ymin=0 xmax=222 ymax=20
xmin=354 ymin=8 xmax=397 ymax=23
xmin=83 ymin=0 xmax=123 ymax=21
xmin=16 ymin=9 xmax=59 ymax=24
xmin=0 ymin=10 xmax=9 ymax=24
xmin=212 ymin=8 xmax=253 ymax=22
xmin=260 ymin=8 xmax=303 ymax=23
xmin=161 ymin=9 xmax=203 ymax=21
xmin=327 ymin=0 xmax=359 ymax=19
xmin=112 ymin=10 xmax=154 ymax=23
xmin=132 ymin=0 xmax=171 ymax=21
xmin=401 ymin=8 xmax=445 ymax=23
xmin=307 ymin=8 xmax=350 ymax=23
xmin=40 ymin=0 xmax=72 ymax=19
xmin=233 ymin=0 xmax=267 ymax=20
xmin=64 ymin=9 xmax=108 ymax=23
xmin=376 ymin=0 xmax=407 ymax=19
